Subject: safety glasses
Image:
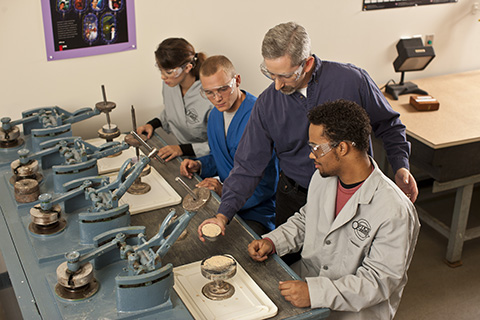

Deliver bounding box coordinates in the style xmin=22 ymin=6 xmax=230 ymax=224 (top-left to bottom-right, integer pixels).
xmin=200 ymin=77 xmax=237 ymax=99
xmin=260 ymin=60 xmax=306 ymax=82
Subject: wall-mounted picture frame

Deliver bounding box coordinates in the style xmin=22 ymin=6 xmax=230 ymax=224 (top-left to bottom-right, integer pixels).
xmin=41 ymin=0 xmax=136 ymax=61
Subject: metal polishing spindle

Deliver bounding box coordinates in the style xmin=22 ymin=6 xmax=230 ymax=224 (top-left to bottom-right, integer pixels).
xmin=102 ymin=85 xmax=112 ymax=130
xmin=129 ymin=130 xmax=166 ymax=165
xmin=175 ymin=176 xmax=197 ymax=200
xmin=131 ymin=105 xmax=140 ymax=161
xmin=96 ymin=85 xmax=120 ymax=143
xmin=125 ymin=106 xmax=151 ymax=195
xmin=124 ymin=159 xmax=152 ymax=195
xmin=175 ymin=176 xmax=211 ymax=212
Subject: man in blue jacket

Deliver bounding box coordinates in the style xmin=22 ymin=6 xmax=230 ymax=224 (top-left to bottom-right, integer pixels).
xmin=197 ymin=22 xmax=418 ymax=257
xmin=180 ymin=55 xmax=278 ymax=236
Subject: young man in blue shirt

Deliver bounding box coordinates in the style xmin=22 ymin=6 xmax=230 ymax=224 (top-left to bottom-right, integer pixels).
xmin=180 ymin=55 xmax=278 ymax=236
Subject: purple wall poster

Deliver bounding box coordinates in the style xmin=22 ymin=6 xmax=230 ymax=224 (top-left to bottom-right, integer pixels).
xmin=41 ymin=0 xmax=137 ymax=61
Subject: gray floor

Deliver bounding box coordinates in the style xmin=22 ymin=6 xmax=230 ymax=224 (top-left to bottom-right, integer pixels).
xmin=1 ymin=182 xmax=479 ymax=319
xmin=395 ymin=182 xmax=480 ymax=320
xmin=0 ymin=252 xmax=22 ymax=320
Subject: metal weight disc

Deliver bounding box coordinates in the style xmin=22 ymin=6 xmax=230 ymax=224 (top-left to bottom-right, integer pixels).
xmin=95 ymin=100 xmax=116 ymax=113
xmin=14 ymin=179 xmax=40 ymax=203
xmin=182 ymin=187 xmax=211 ymax=212
xmin=30 ymin=204 xmax=61 ymax=225
xmin=54 ymin=279 xmax=99 ymax=301
xmin=124 ymin=161 xmax=152 ymax=195
xmin=0 ymin=137 xmax=23 ymax=148
xmin=97 ymin=126 xmax=121 ymax=141
xmin=28 ymin=219 xmax=67 ymax=236
xmin=0 ymin=126 xmax=23 ymax=148
xmin=55 ymin=262 xmax=99 ymax=301
xmin=127 ymin=181 xmax=151 ymax=195
xmin=124 ymin=133 xmax=147 ymax=148
xmin=56 ymin=261 xmax=94 ymax=288
xmin=28 ymin=203 xmax=66 ymax=236
xmin=9 ymin=172 xmax=43 ymax=186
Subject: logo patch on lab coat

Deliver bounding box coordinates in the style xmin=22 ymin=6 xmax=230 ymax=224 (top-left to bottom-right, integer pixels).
xmin=185 ymin=108 xmax=199 ymax=124
xmin=352 ymin=219 xmax=371 ymax=241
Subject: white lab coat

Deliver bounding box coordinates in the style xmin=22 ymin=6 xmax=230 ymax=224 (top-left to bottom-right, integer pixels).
xmin=160 ymin=80 xmax=213 ymax=157
xmin=265 ymin=157 xmax=420 ymax=320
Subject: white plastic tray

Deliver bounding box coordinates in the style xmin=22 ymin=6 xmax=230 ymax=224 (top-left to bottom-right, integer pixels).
xmin=85 ymin=134 xmax=137 ymax=174
xmin=106 ymin=169 xmax=181 ymax=215
xmin=173 ymin=259 xmax=278 ymax=320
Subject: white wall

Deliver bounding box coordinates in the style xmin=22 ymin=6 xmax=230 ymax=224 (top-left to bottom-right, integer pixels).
xmin=1 ymin=0 xmax=479 ymax=139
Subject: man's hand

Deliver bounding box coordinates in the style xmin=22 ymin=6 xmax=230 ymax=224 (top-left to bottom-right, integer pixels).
xmin=395 ymin=168 xmax=418 ymax=203
xmin=197 ymin=178 xmax=223 ymax=196
xmin=136 ymin=124 xmax=154 ymax=139
xmin=180 ymin=159 xmax=201 ymax=179
xmin=279 ymin=280 xmax=311 ymax=308
xmin=157 ymin=145 xmax=183 ymax=162
xmin=247 ymin=239 xmax=273 ymax=262
xmin=197 ymin=214 xmax=228 ymax=242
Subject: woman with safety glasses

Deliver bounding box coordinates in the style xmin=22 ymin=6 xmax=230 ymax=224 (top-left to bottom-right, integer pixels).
xmin=136 ymin=38 xmax=214 ymax=161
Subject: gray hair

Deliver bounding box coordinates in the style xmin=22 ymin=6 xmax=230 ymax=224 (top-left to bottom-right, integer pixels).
xmin=261 ymin=22 xmax=311 ymax=67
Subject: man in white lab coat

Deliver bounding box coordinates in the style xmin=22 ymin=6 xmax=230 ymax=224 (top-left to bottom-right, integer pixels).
xmin=248 ymin=99 xmax=420 ymax=320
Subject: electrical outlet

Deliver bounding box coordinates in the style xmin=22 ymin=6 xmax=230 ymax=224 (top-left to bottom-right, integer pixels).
xmin=425 ymin=34 xmax=434 ymax=46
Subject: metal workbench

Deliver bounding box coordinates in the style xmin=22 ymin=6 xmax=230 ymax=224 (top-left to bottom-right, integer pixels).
xmin=0 ymin=130 xmax=330 ymax=319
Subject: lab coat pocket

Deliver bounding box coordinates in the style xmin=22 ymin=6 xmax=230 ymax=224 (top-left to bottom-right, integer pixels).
xmin=343 ymin=238 xmax=367 ymax=274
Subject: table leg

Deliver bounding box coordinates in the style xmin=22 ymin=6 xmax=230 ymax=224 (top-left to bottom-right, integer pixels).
xmin=445 ymin=183 xmax=474 ymax=267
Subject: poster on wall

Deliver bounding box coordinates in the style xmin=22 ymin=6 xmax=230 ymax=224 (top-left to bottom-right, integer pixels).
xmin=41 ymin=0 xmax=136 ymax=61
xmin=363 ymin=0 xmax=456 ymax=10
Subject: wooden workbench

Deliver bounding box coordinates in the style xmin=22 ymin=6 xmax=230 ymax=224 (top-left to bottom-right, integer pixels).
xmin=383 ymin=70 xmax=480 ymax=266
xmin=389 ymin=70 xmax=480 ymax=149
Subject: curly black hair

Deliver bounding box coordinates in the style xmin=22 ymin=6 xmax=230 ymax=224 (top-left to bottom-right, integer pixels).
xmin=307 ymin=99 xmax=371 ymax=152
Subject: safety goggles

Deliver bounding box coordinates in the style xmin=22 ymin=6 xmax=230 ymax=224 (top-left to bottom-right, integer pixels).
xmin=308 ymin=141 xmax=356 ymax=158
xmin=156 ymin=62 xmax=189 ymax=78
xmin=308 ymin=141 xmax=337 ymax=158
xmin=200 ymin=77 xmax=237 ymax=99
xmin=260 ymin=60 xmax=306 ymax=81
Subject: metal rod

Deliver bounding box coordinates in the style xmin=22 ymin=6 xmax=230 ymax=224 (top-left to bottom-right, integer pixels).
xmin=106 ymin=113 xmax=111 ymax=129
xmin=101 ymin=85 xmax=107 ymax=103
xmin=130 ymin=131 xmax=165 ymax=164
xmin=131 ymin=106 xmax=139 ymax=160
xmin=101 ymin=85 xmax=111 ymax=128
xmin=131 ymin=105 xmax=137 ymax=131
xmin=175 ymin=177 xmax=197 ymax=200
